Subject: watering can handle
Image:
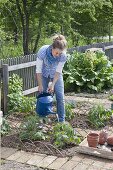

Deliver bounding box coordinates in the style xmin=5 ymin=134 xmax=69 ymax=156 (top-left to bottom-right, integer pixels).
xmin=37 ymin=91 xmax=54 ymax=99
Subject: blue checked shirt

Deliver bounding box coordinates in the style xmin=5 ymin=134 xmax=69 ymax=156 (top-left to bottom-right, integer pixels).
xmin=36 ymin=45 xmax=67 ymax=78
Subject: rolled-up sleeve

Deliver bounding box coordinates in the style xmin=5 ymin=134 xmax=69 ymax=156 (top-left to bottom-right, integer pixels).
xmin=36 ymin=45 xmax=49 ymax=73
xmin=56 ymin=62 xmax=65 ymax=73
xmin=56 ymin=52 xmax=67 ymax=73
xmin=36 ymin=57 xmax=43 ymax=73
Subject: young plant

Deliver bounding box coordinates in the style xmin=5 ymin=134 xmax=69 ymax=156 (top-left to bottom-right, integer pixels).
xmin=19 ymin=115 xmax=48 ymax=141
xmin=87 ymin=104 xmax=112 ymax=128
xmin=1 ymin=117 xmax=11 ymax=136
xmin=65 ymin=103 xmax=75 ymax=121
xmin=52 ymin=122 xmax=81 ymax=148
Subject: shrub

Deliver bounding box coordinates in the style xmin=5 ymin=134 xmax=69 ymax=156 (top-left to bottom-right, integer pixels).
xmin=8 ymin=74 xmax=36 ymax=113
xmin=64 ymin=51 xmax=113 ymax=92
xmin=8 ymin=74 xmax=23 ymax=112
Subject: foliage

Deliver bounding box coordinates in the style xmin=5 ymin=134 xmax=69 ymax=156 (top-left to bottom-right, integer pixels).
xmin=52 ymin=122 xmax=81 ymax=148
xmin=8 ymin=74 xmax=36 ymax=113
xmin=20 ymin=96 xmax=36 ymax=113
xmin=1 ymin=117 xmax=11 ymax=136
xmin=0 ymin=0 xmax=112 ymax=57
xmin=19 ymin=115 xmax=48 ymax=141
xmin=8 ymin=74 xmax=23 ymax=112
xmin=109 ymin=95 xmax=113 ymax=101
xmin=65 ymin=103 xmax=75 ymax=121
xmin=87 ymin=104 xmax=112 ymax=128
xmin=64 ymin=51 xmax=113 ymax=92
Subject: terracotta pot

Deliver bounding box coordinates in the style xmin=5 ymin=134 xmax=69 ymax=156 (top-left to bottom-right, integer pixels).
xmin=98 ymin=130 xmax=108 ymax=145
xmin=87 ymin=132 xmax=99 ymax=148
xmin=107 ymin=136 xmax=113 ymax=145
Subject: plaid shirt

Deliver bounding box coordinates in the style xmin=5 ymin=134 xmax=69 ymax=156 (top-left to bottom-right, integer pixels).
xmin=36 ymin=45 xmax=67 ymax=78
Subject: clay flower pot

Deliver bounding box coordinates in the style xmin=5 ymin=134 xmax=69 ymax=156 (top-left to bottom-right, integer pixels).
xmin=98 ymin=130 xmax=108 ymax=145
xmin=87 ymin=132 xmax=99 ymax=148
xmin=107 ymin=136 xmax=113 ymax=145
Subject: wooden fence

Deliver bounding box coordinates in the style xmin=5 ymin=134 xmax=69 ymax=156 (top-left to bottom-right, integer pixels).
xmin=0 ymin=41 xmax=113 ymax=114
xmin=68 ymin=41 xmax=113 ymax=60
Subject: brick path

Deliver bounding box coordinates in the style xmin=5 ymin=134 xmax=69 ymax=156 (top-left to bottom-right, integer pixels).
xmin=65 ymin=96 xmax=112 ymax=109
xmin=1 ymin=147 xmax=113 ymax=170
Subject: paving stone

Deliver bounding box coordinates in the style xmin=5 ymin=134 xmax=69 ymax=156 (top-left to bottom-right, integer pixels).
xmin=1 ymin=147 xmax=8 ymax=153
xmin=81 ymin=155 xmax=94 ymax=165
xmin=92 ymin=158 xmax=106 ymax=168
xmin=37 ymin=155 xmax=57 ymax=168
xmin=70 ymin=153 xmax=85 ymax=162
xmin=73 ymin=162 xmax=90 ymax=170
xmin=87 ymin=165 xmax=104 ymax=170
xmin=48 ymin=157 xmax=68 ymax=169
xmin=102 ymin=160 xmax=113 ymax=170
xmin=1 ymin=147 xmax=18 ymax=159
xmin=16 ymin=151 xmax=34 ymax=163
xmin=60 ymin=160 xmax=79 ymax=170
xmin=7 ymin=151 xmax=25 ymax=161
xmin=27 ymin=153 xmax=46 ymax=165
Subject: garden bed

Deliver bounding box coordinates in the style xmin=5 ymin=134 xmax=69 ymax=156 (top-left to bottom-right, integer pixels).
xmin=1 ymin=93 xmax=113 ymax=158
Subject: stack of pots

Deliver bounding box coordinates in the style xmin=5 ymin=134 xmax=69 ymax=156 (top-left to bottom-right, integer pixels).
xmin=87 ymin=129 xmax=113 ymax=148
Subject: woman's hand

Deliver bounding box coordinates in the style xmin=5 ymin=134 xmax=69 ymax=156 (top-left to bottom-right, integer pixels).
xmin=48 ymin=82 xmax=54 ymax=93
xmin=38 ymin=85 xmax=43 ymax=93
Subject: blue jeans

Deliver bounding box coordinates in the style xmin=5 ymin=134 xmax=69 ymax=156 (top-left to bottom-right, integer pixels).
xmin=42 ymin=75 xmax=65 ymax=122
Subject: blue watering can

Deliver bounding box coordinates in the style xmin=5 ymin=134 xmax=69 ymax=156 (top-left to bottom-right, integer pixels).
xmin=36 ymin=92 xmax=56 ymax=117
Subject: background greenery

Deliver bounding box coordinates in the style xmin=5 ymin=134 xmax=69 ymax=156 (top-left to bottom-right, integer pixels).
xmin=0 ymin=0 xmax=113 ymax=58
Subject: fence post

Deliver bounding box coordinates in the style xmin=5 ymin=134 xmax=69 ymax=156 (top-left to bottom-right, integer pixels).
xmin=0 ymin=68 xmax=1 ymax=111
xmin=2 ymin=64 xmax=9 ymax=114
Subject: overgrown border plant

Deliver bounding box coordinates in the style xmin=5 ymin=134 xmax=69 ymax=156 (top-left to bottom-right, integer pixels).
xmin=64 ymin=51 xmax=113 ymax=92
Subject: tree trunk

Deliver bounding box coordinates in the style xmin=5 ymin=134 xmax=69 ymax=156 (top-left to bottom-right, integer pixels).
xmin=22 ymin=0 xmax=29 ymax=55
xmin=33 ymin=18 xmax=43 ymax=53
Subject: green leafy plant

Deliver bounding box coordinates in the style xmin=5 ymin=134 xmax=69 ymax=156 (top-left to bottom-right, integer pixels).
xmin=8 ymin=74 xmax=23 ymax=112
xmin=109 ymin=95 xmax=113 ymax=101
xmin=19 ymin=115 xmax=48 ymax=141
xmin=52 ymin=122 xmax=81 ymax=148
xmin=20 ymin=96 xmax=36 ymax=113
xmin=87 ymin=104 xmax=112 ymax=128
xmin=8 ymin=74 xmax=36 ymax=113
xmin=64 ymin=51 xmax=113 ymax=92
xmin=65 ymin=103 xmax=75 ymax=121
xmin=1 ymin=117 xmax=11 ymax=136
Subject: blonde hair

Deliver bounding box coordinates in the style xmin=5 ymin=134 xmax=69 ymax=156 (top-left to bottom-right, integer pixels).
xmin=52 ymin=34 xmax=67 ymax=50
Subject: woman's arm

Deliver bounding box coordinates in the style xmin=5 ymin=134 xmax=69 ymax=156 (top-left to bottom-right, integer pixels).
xmin=36 ymin=57 xmax=43 ymax=92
